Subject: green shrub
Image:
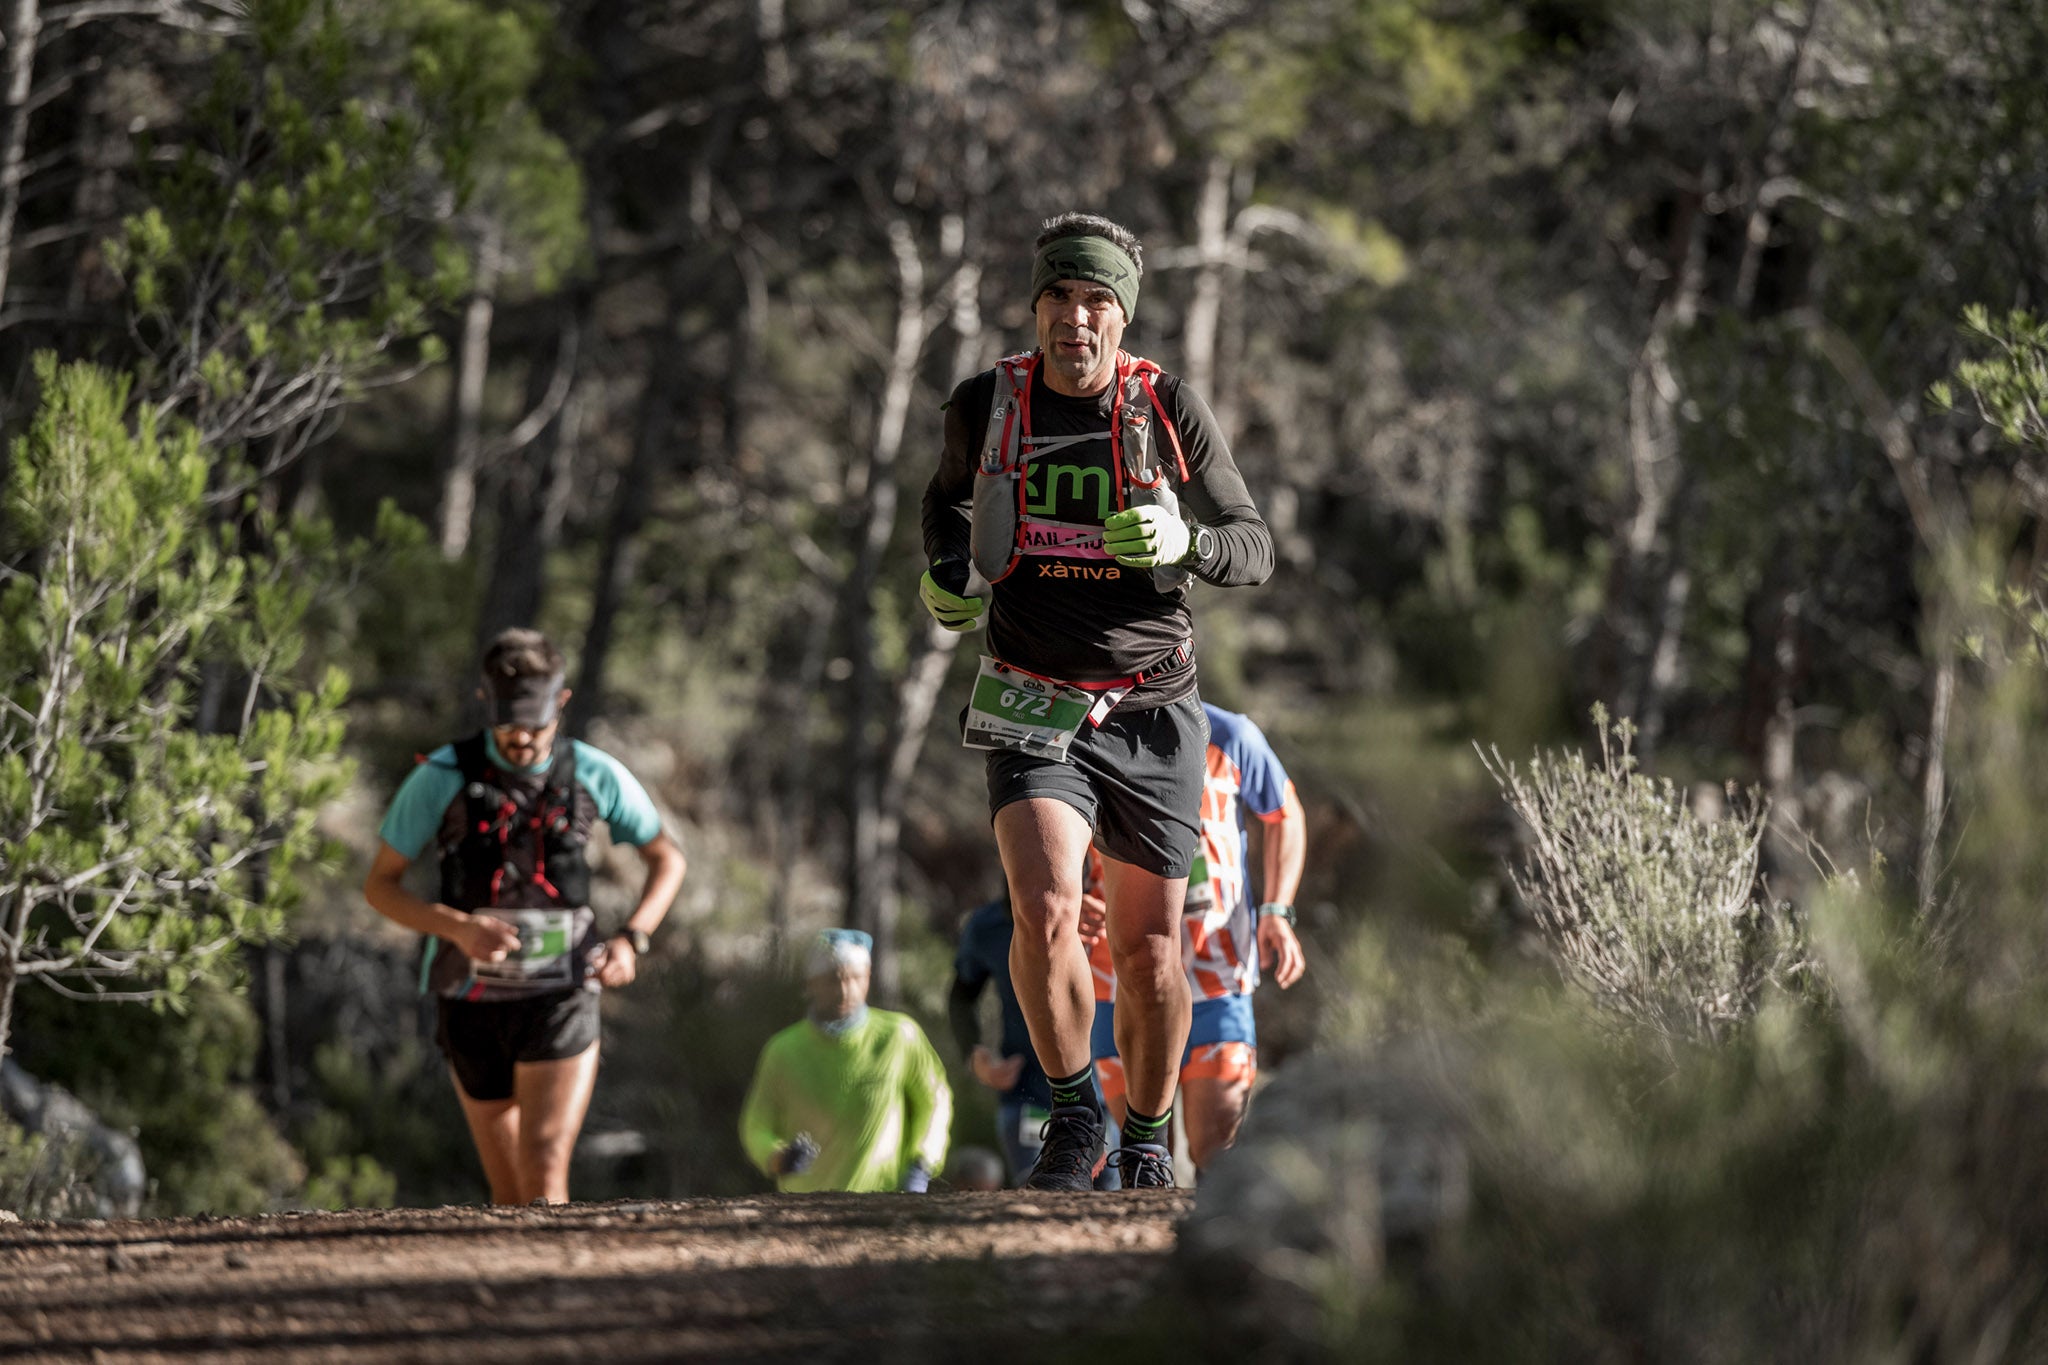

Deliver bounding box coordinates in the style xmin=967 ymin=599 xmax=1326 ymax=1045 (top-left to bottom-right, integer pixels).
xmin=0 ymin=1121 xmax=103 ymax=1221
xmin=9 ymin=983 xmax=304 ymax=1215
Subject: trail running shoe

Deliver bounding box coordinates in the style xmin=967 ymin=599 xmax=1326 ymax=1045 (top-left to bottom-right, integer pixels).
xmin=1022 ymin=1105 xmax=1106 ymax=1192
xmin=1116 ymin=1141 xmax=1175 ymax=1190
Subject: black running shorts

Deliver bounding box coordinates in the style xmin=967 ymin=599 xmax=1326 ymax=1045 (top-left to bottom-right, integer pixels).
xmin=435 ymin=989 xmax=600 ymax=1102
xmin=984 ymin=693 xmax=1209 ymax=879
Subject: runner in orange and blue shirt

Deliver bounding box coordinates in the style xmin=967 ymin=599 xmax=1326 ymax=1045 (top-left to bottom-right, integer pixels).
xmin=1086 ymin=703 xmax=1306 ymax=1173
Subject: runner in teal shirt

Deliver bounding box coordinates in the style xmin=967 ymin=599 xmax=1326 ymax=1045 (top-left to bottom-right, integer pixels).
xmin=363 ymin=628 xmax=687 ymax=1205
xmin=379 ymin=733 xmax=663 ymax=860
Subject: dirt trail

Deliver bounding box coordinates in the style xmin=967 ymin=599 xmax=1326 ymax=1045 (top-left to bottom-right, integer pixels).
xmin=0 ymin=1192 xmax=1189 ymax=1363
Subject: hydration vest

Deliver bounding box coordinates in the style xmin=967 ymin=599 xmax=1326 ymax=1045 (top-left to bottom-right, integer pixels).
xmin=969 ymin=349 xmax=1194 ymax=594
xmin=421 ymin=733 xmax=599 ymax=1000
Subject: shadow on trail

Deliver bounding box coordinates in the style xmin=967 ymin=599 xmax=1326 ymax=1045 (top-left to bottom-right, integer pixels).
xmin=0 ymin=1189 xmax=1181 ymax=1251
xmin=8 ymin=1242 xmax=1167 ymax=1363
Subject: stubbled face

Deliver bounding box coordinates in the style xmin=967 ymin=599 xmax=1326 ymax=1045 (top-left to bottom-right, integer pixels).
xmin=481 ymin=686 xmax=571 ymax=767
xmin=1035 ymin=278 xmax=1126 ymax=396
xmin=492 ymin=719 xmax=557 ymax=768
xmin=806 ymin=961 xmax=870 ymax=1021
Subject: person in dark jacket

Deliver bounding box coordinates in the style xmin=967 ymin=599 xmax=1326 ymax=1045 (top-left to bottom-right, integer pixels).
xmin=949 ymin=893 xmax=1055 ymax=1184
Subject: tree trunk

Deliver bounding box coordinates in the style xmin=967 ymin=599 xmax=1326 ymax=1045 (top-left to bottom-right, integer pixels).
xmin=437 ymin=221 xmax=504 ymax=560
xmin=1733 ymin=0 xmax=1827 ymax=315
xmin=1631 ymin=475 xmax=1695 ymax=767
xmin=573 ymin=266 xmax=695 ymax=733
xmin=757 ymin=0 xmax=790 ymax=100
xmin=1182 ymin=154 xmax=1231 ymax=398
xmin=748 ymin=237 xmax=814 ymax=953
xmin=1917 ymin=644 xmax=1955 ymax=923
xmin=0 ymin=0 xmax=41 ymax=317
xmin=845 ymin=217 xmax=927 ymax=1003
xmin=764 ymin=587 xmax=833 ymax=950
xmin=871 ymin=625 xmax=961 ymax=892
xmin=1213 ymin=161 xmax=1258 ymax=437
xmin=1596 ymin=295 xmax=1693 ymax=720
xmin=259 ymin=942 xmax=289 ymax=1114
xmin=1588 ymin=132 xmax=1720 ymax=718
xmin=848 ymin=223 xmax=985 ymax=997
xmin=56 ymin=17 xmax=118 ymax=330
xmin=725 ymin=244 xmax=767 ymax=465
xmin=0 ymin=898 xmax=22 ymax=1062
xmin=1634 ymin=561 xmax=1691 ymax=766
xmin=1745 ymin=575 xmax=1806 ymax=891
xmin=476 ymin=302 xmax=582 ymax=650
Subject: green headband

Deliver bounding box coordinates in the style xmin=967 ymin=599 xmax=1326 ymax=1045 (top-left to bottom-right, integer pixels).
xmin=1031 ymin=235 xmax=1140 ymax=323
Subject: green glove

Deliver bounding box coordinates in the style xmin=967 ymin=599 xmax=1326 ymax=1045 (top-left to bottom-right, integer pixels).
xmin=919 ymin=563 xmax=986 ymax=632
xmin=1102 ymin=505 xmax=1192 ymax=568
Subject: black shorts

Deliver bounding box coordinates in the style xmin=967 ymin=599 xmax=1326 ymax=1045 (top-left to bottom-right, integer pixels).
xmin=435 ymin=989 xmax=600 ymax=1102
xmin=984 ymin=693 xmax=1208 ymax=878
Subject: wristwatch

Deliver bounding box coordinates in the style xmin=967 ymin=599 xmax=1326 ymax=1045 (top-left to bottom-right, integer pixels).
xmin=1179 ymin=523 xmax=1216 ymax=569
xmin=1256 ymin=902 xmax=1296 ymax=924
xmin=616 ymin=927 xmax=653 ymax=955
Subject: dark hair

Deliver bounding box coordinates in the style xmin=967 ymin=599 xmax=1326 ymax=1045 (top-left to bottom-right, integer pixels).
xmin=1035 ymin=213 xmax=1144 ymax=279
xmin=481 ymin=627 xmax=565 ymax=682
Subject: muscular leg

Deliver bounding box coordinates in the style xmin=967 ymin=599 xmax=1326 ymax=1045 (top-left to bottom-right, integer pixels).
xmin=1100 ymin=853 xmax=1191 ymax=1122
xmin=995 ymin=798 xmax=1098 ymax=1085
xmin=1182 ymin=1073 xmax=1253 ymax=1172
xmin=451 ymin=1079 xmax=523 ymax=1205
xmin=510 ymin=1041 xmax=600 ymax=1204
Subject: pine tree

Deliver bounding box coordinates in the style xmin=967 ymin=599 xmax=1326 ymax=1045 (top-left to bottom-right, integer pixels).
xmin=0 ymin=354 xmax=350 ymax=1060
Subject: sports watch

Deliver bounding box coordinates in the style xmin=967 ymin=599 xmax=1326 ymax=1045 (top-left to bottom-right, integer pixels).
xmin=1256 ymin=902 xmax=1296 ymax=924
xmin=616 ymin=927 xmax=653 ymax=955
xmin=1179 ymin=523 xmax=1216 ymax=569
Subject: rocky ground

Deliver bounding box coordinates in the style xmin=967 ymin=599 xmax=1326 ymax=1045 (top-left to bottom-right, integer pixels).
xmin=0 ymin=1192 xmax=1189 ymax=1363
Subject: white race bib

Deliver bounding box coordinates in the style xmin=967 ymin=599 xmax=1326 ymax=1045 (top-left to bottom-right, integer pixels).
xmin=471 ymin=909 xmax=584 ymax=988
xmin=961 ymin=656 xmax=1125 ymax=763
xmin=1182 ymin=853 xmax=1215 ymax=916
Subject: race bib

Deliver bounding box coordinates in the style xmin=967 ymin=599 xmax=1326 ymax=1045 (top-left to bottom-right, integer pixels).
xmin=1183 ymin=853 xmax=1216 ymax=916
xmin=472 ymin=909 xmax=584 ymax=989
xmin=1019 ymin=1104 xmax=1050 ymax=1151
xmin=961 ymin=656 xmax=1124 ymax=762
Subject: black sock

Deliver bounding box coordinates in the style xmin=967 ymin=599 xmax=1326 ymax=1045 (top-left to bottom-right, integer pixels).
xmin=1047 ymin=1065 xmax=1103 ymax=1117
xmin=1123 ymin=1106 xmax=1171 ymax=1147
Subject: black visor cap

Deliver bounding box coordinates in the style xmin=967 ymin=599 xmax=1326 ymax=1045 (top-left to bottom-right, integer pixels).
xmin=485 ymin=671 xmax=564 ymax=729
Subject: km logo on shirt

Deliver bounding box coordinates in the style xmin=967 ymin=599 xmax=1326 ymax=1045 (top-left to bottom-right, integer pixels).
xmin=1024 ymin=462 xmax=1112 ymax=519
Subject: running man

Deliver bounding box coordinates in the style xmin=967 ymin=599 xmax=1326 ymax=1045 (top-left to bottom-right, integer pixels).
xmin=363 ymin=628 xmax=686 ymax=1205
xmin=919 ymin=212 xmax=1273 ymax=1189
xmin=1087 ymin=703 xmax=1308 ymax=1174
xmin=740 ymin=930 xmax=952 ymax=1193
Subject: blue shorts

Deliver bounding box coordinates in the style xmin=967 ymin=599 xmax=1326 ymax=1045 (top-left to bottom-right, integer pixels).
xmin=1090 ymin=1000 xmax=1118 ymax=1061
xmin=995 ymin=1095 xmax=1049 ymax=1188
xmin=1090 ymin=992 xmax=1256 ymax=1062
xmin=1189 ymin=991 xmax=1256 ymax=1049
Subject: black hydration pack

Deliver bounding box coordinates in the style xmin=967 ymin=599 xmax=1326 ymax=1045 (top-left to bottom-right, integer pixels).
xmin=421 ymin=733 xmax=599 ymax=1000
xmin=437 ymin=733 xmax=592 ymax=911
xmin=969 ymin=348 xmax=1193 ymax=593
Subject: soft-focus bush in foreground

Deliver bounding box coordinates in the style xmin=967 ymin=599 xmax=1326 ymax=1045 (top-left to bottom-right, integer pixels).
xmin=1184 ymin=649 xmax=2048 ymax=1361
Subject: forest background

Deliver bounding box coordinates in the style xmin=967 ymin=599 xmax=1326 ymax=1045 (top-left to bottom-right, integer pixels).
xmin=4 ymin=0 xmax=2048 ymax=1353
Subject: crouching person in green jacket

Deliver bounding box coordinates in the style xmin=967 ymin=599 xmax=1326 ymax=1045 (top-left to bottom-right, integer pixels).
xmin=740 ymin=930 xmax=952 ymax=1193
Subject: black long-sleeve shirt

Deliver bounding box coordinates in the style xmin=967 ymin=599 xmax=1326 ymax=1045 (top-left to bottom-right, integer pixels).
xmin=920 ymin=361 xmax=1273 ymax=708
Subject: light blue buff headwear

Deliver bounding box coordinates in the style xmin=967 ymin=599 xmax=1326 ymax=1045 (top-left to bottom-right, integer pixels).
xmin=806 ymin=929 xmax=873 ymax=1036
xmin=805 ymin=928 xmax=873 ymax=979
